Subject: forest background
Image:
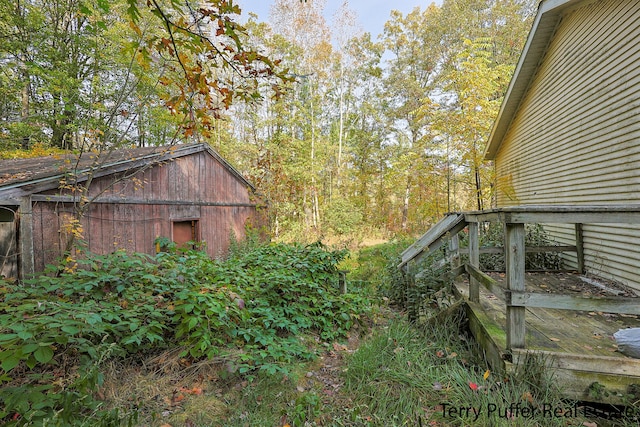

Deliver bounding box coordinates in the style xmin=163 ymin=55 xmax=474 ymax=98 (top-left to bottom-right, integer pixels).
xmin=0 ymin=0 xmax=538 ymax=243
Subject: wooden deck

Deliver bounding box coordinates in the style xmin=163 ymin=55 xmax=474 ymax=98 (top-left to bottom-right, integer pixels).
xmin=453 ymin=272 xmax=640 ymax=403
xmin=400 ymin=205 xmax=640 ymax=404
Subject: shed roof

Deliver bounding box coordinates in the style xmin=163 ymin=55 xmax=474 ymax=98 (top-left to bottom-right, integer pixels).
xmin=484 ymin=0 xmax=593 ymax=160
xmin=0 ymin=143 xmax=253 ymax=201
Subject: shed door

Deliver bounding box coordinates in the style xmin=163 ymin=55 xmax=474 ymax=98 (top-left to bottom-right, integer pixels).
xmin=172 ymin=220 xmax=199 ymax=248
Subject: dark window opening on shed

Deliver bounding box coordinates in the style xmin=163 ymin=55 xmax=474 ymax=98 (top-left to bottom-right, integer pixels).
xmin=172 ymin=219 xmax=200 ymax=249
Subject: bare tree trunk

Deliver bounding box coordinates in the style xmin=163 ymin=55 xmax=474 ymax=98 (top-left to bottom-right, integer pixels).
xmin=473 ymin=137 xmax=483 ymax=211
xmin=475 ymin=165 xmax=483 ymax=211
xmin=401 ymin=175 xmax=411 ymax=231
xmin=310 ymin=92 xmax=320 ymax=231
xmin=20 ymin=66 xmax=30 ymax=149
xmin=337 ymin=61 xmax=345 ymax=189
xmin=18 ymin=0 xmax=30 ymax=149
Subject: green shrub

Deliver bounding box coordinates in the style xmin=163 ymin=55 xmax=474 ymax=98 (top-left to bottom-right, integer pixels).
xmin=226 ymin=242 xmax=369 ymax=368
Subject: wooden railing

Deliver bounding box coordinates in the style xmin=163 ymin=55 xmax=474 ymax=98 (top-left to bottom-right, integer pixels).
xmin=401 ymin=205 xmax=640 ymax=352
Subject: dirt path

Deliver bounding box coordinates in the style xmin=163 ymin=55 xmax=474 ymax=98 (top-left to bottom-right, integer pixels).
xmin=300 ymin=332 xmax=360 ymax=398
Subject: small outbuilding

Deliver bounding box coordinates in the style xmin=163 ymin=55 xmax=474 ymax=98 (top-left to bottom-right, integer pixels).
xmin=485 ymin=0 xmax=640 ymax=292
xmin=0 ymin=143 xmax=263 ymax=279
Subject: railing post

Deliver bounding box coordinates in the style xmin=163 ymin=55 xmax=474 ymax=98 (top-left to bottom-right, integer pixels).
xmin=448 ymin=233 xmax=460 ymax=269
xmin=468 ymin=222 xmax=480 ymax=303
xmin=575 ymin=223 xmax=585 ymax=274
xmin=505 ymin=222 xmax=526 ymax=349
xmin=19 ymin=196 xmax=34 ymax=279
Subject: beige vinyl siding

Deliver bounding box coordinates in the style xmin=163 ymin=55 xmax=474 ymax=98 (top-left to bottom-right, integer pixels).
xmin=494 ymin=0 xmax=640 ymax=291
xmin=545 ymin=223 xmax=640 ymax=288
xmin=542 ymin=224 xmax=577 ymax=268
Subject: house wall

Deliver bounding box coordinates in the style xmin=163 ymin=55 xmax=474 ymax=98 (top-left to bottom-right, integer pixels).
xmin=30 ymin=150 xmax=257 ymax=271
xmin=494 ymin=0 xmax=640 ymax=291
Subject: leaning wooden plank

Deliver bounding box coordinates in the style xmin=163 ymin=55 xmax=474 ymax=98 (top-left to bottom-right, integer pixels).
xmin=508 ymin=292 xmax=640 ymax=315
xmin=400 ymin=213 xmax=461 ymax=259
xmin=399 ymin=213 xmax=466 ymax=268
xmin=424 ymin=300 xmax=465 ymax=326
xmin=451 ymin=264 xmax=466 ymax=279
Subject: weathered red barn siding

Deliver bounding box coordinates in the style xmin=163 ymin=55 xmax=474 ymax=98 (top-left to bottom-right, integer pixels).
xmin=25 ymin=146 xmax=258 ymax=272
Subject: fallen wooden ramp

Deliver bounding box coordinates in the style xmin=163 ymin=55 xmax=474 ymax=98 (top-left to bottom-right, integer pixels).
xmin=398 ymin=213 xmax=467 ymax=269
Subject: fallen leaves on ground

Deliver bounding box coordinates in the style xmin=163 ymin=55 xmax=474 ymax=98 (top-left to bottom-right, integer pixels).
xmin=177 ymin=386 xmax=204 ymax=395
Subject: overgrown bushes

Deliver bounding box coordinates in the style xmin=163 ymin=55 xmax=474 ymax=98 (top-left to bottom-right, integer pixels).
xmin=0 ymin=241 xmax=371 ymax=425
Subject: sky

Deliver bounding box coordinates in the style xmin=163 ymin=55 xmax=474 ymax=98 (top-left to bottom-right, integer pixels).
xmin=236 ymin=0 xmax=442 ymax=39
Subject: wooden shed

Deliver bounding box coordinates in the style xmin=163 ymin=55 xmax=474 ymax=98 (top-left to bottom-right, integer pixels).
xmin=485 ymin=0 xmax=640 ymax=293
xmin=0 ymin=143 xmax=262 ymax=280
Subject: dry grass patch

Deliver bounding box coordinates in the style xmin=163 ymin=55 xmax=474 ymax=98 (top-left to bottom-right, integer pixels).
xmin=99 ymin=349 xmax=229 ymax=426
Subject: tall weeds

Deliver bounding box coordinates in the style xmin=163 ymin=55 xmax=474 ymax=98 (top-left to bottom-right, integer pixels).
xmin=343 ymin=315 xmax=573 ymax=426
